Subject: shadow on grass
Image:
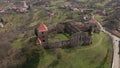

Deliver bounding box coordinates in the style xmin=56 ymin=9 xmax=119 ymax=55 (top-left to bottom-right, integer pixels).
xmin=63 ymin=33 xmax=70 ymax=38
xmin=48 ymin=59 xmax=59 ymax=68
xmin=22 ymin=60 xmax=39 ymax=68
xmin=20 ymin=45 xmax=42 ymax=68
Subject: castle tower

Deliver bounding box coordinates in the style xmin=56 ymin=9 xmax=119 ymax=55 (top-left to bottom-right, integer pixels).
xmin=36 ymin=23 xmax=48 ymax=45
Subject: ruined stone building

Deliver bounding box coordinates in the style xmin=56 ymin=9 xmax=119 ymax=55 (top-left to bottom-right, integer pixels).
xmin=56 ymin=20 xmax=97 ymax=35
xmin=56 ymin=21 xmax=94 ymax=45
xmin=35 ymin=19 xmax=100 ymax=48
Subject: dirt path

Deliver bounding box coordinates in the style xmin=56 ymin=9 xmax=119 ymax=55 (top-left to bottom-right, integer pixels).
xmin=93 ymin=15 xmax=120 ymax=68
xmin=111 ymin=36 xmax=120 ymax=68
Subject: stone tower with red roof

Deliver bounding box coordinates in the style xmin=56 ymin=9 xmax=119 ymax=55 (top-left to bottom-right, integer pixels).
xmin=36 ymin=23 xmax=48 ymax=45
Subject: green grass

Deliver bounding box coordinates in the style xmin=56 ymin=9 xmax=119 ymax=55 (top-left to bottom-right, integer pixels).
xmin=37 ymin=32 xmax=112 ymax=68
xmin=0 ymin=13 xmax=30 ymax=33
xmin=95 ymin=14 xmax=104 ymax=22
xmin=54 ymin=33 xmax=69 ymax=40
xmin=12 ymin=34 xmax=24 ymax=48
xmin=12 ymin=39 xmax=23 ymax=48
xmin=48 ymin=33 xmax=70 ymax=42
xmin=95 ymin=0 xmax=109 ymax=7
xmin=0 ymin=1 xmax=113 ymax=68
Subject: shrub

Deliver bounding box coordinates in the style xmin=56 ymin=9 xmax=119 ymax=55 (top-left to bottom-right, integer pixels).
xmin=54 ymin=48 xmax=62 ymax=60
xmin=21 ymin=45 xmax=46 ymax=68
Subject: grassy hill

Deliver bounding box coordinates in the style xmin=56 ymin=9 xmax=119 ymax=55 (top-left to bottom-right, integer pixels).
xmin=0 ymin=0 xmax=113 ymax=68
xmin=36 ymin=32 xmax=112 ymax=68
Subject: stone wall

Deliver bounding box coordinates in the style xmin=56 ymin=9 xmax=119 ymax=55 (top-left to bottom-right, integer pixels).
xmin=42 ymin=32 xmax=92 ymax=49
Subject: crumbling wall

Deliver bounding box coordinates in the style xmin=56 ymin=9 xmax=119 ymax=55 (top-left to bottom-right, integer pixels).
xmin=42 ymin=40 xmax=70 ymax=49
xmin=41 ymin=32 xmax=92 ymax=49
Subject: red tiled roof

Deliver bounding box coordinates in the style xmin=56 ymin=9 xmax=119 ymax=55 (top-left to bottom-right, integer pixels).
xmin=78 ymin=22 xmax=83 ymax=25
xmin=75 ymin=22 xmax=83 ymax=26
xmin=111 ymin=30 xmax=120 ymax=35
xmin=89 ymin=19 xmax=96 ymax=24
xmin=12 ymin=6 xmax=17 ymax=9
xmin=37 ymin=23 xmax=48 ymax=32
xmin=0 ymin=7 xmax=3 ymax=11
xmin=36 ymin=38 xmax=42 ymax=45
xmin=50 ymin=13 xmax=55 ymax=17
xmin=19 ymin=7 xmax=27 ymax=12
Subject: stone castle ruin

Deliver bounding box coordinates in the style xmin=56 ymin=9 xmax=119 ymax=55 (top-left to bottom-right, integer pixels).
xmin=35 ymin=19 xmax=100 ymax=49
